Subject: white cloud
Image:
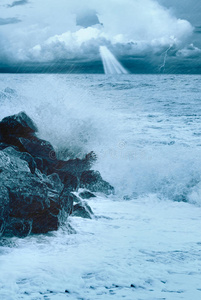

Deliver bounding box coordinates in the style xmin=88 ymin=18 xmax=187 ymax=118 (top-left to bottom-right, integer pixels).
xmin=0 ymin=0 xmax=195 ymax=63
xmin=177 ymin=44 xmax=201 ymax=58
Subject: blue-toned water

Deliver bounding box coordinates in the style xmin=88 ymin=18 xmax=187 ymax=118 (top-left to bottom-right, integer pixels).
xmin=0 ymin=74 xmax=201 ymax=299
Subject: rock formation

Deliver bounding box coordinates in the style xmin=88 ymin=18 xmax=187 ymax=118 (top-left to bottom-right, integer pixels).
xmin=0 ymin=112 xmax=114 ymax=237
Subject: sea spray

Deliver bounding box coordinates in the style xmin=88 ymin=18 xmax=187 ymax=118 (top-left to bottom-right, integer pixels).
xmin=1 ymin=74 xmax=201 ymax=203
xmin=0 ymin=74 xmax=117 ymax=160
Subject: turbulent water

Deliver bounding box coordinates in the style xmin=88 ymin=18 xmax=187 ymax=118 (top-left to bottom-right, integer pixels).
xmin=0 ymin=74 xmax=201 ymax=299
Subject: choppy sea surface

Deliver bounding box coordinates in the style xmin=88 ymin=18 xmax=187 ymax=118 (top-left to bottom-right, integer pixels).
xmin=0 ymin=74 xmax=201 ymax=299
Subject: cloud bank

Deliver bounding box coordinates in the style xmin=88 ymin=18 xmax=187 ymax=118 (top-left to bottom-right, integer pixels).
xmin=28 ymin=0 xmax=193 ymax=62
xmin=0 ymin=0 xmax=200 ymax=73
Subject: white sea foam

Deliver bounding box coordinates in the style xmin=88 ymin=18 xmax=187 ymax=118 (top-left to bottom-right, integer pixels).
xmin=0 ymin=196 xmax=201 ymax=299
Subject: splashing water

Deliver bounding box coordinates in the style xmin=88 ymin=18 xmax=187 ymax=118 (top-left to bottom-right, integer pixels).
xmin=1 ymin=75 xmax=201 ymax=300
xmin=99 ymin=46 xmax=128 ymax=75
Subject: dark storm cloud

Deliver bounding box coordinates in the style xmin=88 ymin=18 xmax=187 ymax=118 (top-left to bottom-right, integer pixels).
xmin=7 ymin=0 xmax=29 ymax=8
xmin=194 ymin=26 xmax=201 ymax=34
xmin=76 ymin=10 xmax=101 ymax=28
xmin=158 ymin=0 xmax=201 ymax=49
xmin=0 ymin=60 xmax=104 ymax=74
xmin=158 ymin=0 xmax=201 ymax=25
xmin=122 ymin=55 xmax=201 ymax=74
xmin=0 ymin=17 xmax=21 ymax=25
xmin=1 ymin=55 xmax=201 ymax=74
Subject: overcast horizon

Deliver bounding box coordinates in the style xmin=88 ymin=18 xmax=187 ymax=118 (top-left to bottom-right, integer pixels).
xmin=0 ymin=0 xmax=201 ymax=74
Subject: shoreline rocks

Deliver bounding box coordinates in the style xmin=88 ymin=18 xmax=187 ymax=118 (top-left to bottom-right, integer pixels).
xmin=0 ymin=111 xmax=114 ymax=237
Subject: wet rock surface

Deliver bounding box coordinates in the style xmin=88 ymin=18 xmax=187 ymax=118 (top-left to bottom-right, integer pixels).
xmin=80 ymin=170 xmax=115 ymax=195
xmin=0 ymin=111 xmax=38 ymax=138
xmin=79 ymin=191 xmax=96 ymax=199
xmin=0 ymin=112 xmax=114 ymax=237
xmin=72 ymin=202 xmax=94 ymax=219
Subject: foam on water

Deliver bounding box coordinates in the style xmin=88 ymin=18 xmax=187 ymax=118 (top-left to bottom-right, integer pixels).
xmin=1 ymin=196 xmax=201 ymax=299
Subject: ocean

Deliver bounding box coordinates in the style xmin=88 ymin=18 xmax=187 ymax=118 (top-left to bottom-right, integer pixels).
xmin=0 ymin=74 xmax=201 ymax=299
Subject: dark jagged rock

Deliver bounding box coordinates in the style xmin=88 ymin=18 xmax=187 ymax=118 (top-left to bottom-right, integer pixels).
xmin=7 ymin=173 xmax=49 ymax=219
xmin=0 ymin=150 xmax=30 ymax=173
xmin=69 ymin=193 xmax=81 ymax=204
xmin=3 ymin=147 xmax=36 ymax=174
xmin=0 ymin=111 xmax=38 ymax=139
xmin=34 ymin=156 xmax=44 ymax=172
xmin=79 ymin=191 xmax=96 ymax=199
xmin=0 ymin=153 xmax=72 ymax=237
xmin=72 ymin=202 xmax=94 ymax=219
xmin=59 ymin=189 xmax=74 ymax=216
xmin=4 ymin=218 xmax=32 ymax=238
xmin=56 ymin=171 xmax=78 ymax=190
xmin=19 ymin=136 xmax=55 ymax=162
xmin=0 ymin=218 xmax=5 ymax=237
xmin=31 ymin=209 xmax=59 ymax=234
xmin=0 ymin=112 xmax=57 ymax=174
xmin=4 ymin=136 xmax=57 ymax=174
xmin=0 ymin=186 xmax=10 ymax=218
xmin=0 ymin=142 xmax=19 ymax=151
xmin=0 ymin=186 xmax=10 ymax=236
xmin=0 ymin=134 xmax=28 ymax=152
xmin=47 ymin=173 xmax=64 ymax=193
xmin=0 ymin=111 xmax=114 ymax=237
xmin=54 ymin=151 xmax=97 ymax=179
xmin=80 ymin=170 xmax=114 ymax=195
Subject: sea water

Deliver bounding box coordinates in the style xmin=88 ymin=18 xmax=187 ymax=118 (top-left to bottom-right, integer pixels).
xmin=0 ymin=74 xmax=201 ymax=300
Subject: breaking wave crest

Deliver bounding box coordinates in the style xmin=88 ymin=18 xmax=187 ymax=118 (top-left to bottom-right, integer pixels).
xmin=1 ymin=74 xmax=201 ymax=205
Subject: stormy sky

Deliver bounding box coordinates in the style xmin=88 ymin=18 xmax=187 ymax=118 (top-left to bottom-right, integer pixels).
xmin=0 ymin=0 xmax=201 ymax=73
